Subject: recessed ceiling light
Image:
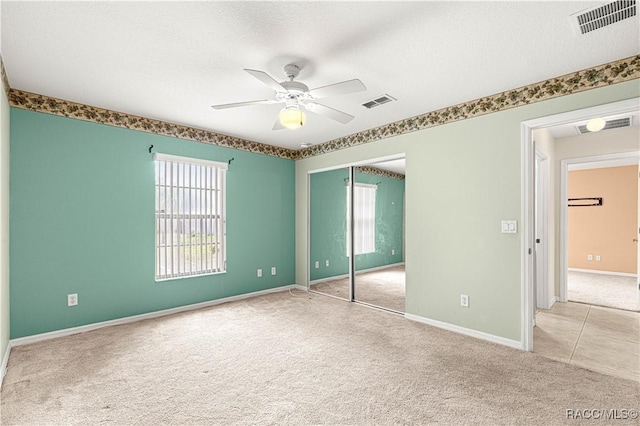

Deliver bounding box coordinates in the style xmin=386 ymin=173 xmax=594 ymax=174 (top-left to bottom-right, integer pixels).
xmin=586 ymin=117 xmax=606 ymax=132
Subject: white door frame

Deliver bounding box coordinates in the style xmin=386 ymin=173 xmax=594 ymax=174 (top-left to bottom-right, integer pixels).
xmin=520 ymin=97 xmax=640 ymax=352
xmin=559 ymin=151 xmax=640 ymax=304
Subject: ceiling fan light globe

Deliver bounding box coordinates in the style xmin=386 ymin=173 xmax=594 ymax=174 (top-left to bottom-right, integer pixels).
xmin=279 ymin=107 xmax=306 ymax=130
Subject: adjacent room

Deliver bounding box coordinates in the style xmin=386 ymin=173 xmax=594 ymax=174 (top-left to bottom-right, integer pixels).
xmin=0 ymin=1 xmax=638 ymax=424
xmin=567 ymin=162 xmax=638 ymax=311
xmin=531 ymin=119 xmax=639 ymax=382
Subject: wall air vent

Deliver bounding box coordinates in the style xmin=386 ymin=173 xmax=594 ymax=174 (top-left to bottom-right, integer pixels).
xmin=571 ymin=0 xmax=636 ymax=35
xmin=362 ymin=94 xmax=396 ymax=109
xmin=577 ymin=117 xmax=632 ymax=134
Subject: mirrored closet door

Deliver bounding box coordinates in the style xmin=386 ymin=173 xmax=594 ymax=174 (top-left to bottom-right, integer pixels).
xmin=353 ymin=159 xmax=406 ymax=312
xmin=308 ymin=157 xmax=407 ymax=313
xmin=308 ymin=167 xmax=351 ymax=300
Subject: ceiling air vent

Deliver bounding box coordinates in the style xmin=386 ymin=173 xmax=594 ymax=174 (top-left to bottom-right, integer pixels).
xmin=571 ymin=0 xmax=636 ymax=35
xmin=362 ymin=95 xmax=396 ymax=109
xmin=577 ymin=117 xmax=632 ymax=134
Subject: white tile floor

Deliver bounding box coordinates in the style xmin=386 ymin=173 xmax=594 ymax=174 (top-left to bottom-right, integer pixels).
xmin=534 ymin=302 xmax=639 ymax=382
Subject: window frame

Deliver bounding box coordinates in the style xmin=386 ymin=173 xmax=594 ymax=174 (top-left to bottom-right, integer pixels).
xmin=154 ymin=153 xmax=227 ymax=281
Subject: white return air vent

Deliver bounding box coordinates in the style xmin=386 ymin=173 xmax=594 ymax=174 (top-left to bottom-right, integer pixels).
xmin=362 ymin=95 xmax=396 ymax=109
xmin=577 ymin=116 xmax=632 ymax=134
xmin=570 ymin=0 xmax=636 ymax=35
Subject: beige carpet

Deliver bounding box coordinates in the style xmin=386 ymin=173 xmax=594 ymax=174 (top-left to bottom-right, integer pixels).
xmin=568 ymin=271 xmax=638 ymax=312
xmin=311 ymin=265 xmax=405 ymax=312
xmin=2 ymin=290 xmax=639 ymax=425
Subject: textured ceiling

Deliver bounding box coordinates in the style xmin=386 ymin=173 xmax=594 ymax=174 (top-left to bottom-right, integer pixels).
xmin=2 ymin=1 xmax=639 ymax=151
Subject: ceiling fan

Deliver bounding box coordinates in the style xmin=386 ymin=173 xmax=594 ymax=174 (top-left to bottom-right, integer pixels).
xmin=211 ymin=64 xmax=366 ymax=130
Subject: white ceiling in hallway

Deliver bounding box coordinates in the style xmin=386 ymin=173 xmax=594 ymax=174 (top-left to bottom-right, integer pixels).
xmin=2 ymin=1 xmax=638 ymax=151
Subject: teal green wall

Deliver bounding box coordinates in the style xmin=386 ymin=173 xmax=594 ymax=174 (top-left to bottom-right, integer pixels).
xmin=354 ymin=171 xmax=405 ymax=270
xmin=10 ymin=109 xmax=295 ymax=338
xmin=309 ymin=168 xmax=405 ymax=281
xmin=309 ymin=168 xmax=349 ymax=280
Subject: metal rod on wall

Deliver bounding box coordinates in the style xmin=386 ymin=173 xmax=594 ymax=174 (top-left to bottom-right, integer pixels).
xmin=568 ymin=197 xmax=602 ymax=207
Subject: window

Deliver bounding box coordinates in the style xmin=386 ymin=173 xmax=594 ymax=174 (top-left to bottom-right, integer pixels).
xmin=347 ymin=183 xmax=377 ymax=255
xmin=154 ymin=153 xmax=227 ymax=280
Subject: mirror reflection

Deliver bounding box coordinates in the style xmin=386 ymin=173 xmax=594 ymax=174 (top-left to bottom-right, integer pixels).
xmin=309 ymin=167 xmax=351 ymax=300
xmin=308 ymin=158 xmax=406 ymax=312
xmin=353 ymin=160 xmax=405 ymax=312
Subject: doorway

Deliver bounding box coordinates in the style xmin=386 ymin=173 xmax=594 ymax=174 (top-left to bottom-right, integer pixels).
xmin=521 ymin=97 xmax=639 ymax=351
xmin=561 ymin=154 xmax=639 ymax=312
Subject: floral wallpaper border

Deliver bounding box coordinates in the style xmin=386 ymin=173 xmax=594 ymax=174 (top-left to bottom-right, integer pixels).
xmin=8 ymin=89 xmax=298 ymax=160
xmin=293 ymin=55 xmax=640 ymax=160
xmin=355 ymin=166 xmax=405 ymax=180
xmin=6 ymin=55 xmax=639 ymax=161
xmin=0 ymin=56 xmax=9 ymax=98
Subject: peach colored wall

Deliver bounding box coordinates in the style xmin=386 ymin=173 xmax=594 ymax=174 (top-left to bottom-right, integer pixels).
xmin=568 ymin=165 xmax=638 ymax=274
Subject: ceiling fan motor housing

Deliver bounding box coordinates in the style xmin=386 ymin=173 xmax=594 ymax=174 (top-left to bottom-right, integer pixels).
xmin=284 ymin=63 xmax=301 ymax=79
xmin=279 ymin=80 xmax=310 ymax=97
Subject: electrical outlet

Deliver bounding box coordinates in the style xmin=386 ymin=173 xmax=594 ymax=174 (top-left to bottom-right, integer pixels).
xmin=271 ymin=266 xmax=276 ymax=276
xmin=257 ymin=269 xmax=262 ymax=277
xmin=325 ymin=260 xmax=329 ymax=267
xmin=68 ymin=293 xmax=78 ymax=307
xmin=596 ymin=255 xmax=601 ymax=261
xmin=460 ymin=294 xmax=469 ymax=308
xmin=587 ymin=254 xmax=593 ymax=261
xmin=315 ymin=261 xmax=319 ymax=269
xmin=392 ymin=249 xmax=395 ymax=255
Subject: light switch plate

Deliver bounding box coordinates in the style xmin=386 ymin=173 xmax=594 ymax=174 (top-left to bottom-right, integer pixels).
xmin=501 ymin=220 xmax=517 ymax=234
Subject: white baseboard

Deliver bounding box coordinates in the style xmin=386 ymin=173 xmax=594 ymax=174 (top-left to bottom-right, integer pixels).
xmin=547 ymin=296 xmax=557 ymax=309
xmin=310 ymin=262 xmax=405 ymax=285
xmin=404 ymin=313 xmax=523 ymax=350
xmin=568 ymin=268 xmax=637 ymax=278
xmin=355 ymin=262 xmax=405 ymax=274
xmin=309 ymin=273 xmax=349 ymax=285
xmin=0 ymin=341 xmax=11 ymax=388
xmin=10 ymin=284 xmax=300 ymax=348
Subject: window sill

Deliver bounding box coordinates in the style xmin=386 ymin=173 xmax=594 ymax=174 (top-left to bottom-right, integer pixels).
xmin=155 ymin=270 xmax=227 ymax=283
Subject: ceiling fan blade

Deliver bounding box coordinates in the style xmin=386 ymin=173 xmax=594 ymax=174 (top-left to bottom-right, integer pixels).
xmin=211 ymin=99 xmax=280 ymax=110
xmin=244 ymin=69 xmax=287 ymax=93
xmin=308 ymin=79 xmax=366 ymax=99
xmin=272 ymin=117 xmax=285 ymax=131
xmin=304 ymin=102 xmax=355 ymax=124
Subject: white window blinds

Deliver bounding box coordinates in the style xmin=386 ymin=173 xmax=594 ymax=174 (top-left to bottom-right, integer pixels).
xmin=347 ymin=183 xmax=377 ymax=255
xmin=154 ymin=153 xmax=227 ymax=280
